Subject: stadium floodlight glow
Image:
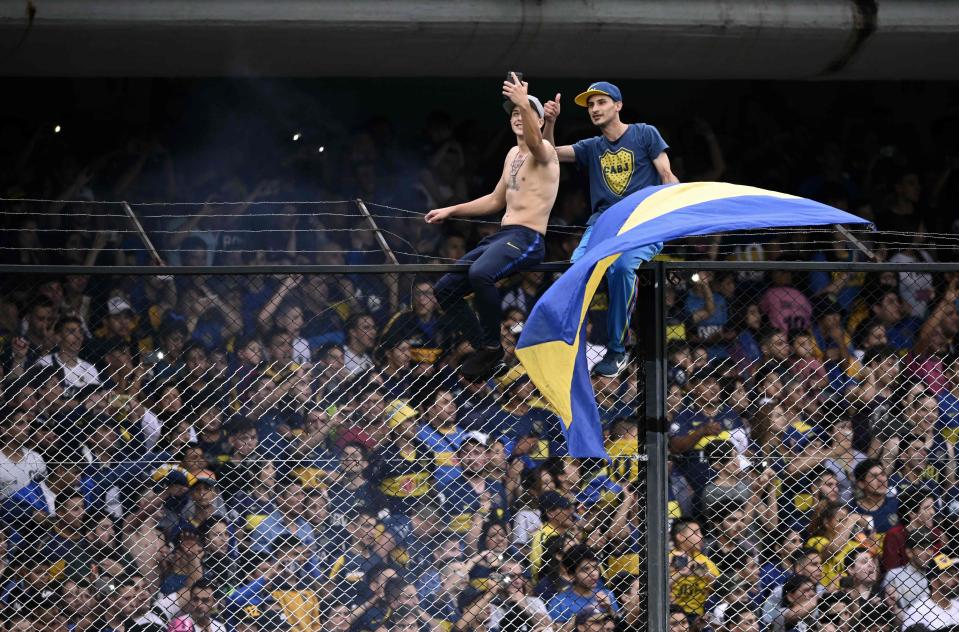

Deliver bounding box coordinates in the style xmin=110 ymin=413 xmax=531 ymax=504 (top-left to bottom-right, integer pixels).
xmin=292 ymin=132 xmax=301 ymax=141
xmin=54 ymin=125 xmax=61 ymax=133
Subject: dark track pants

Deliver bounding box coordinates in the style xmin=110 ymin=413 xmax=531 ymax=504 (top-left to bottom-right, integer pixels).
xmin=434 ymin=225 xmax=545 ymax=349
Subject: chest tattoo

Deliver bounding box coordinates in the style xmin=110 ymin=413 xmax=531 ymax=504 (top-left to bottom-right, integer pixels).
xmin=508 ymin=152 xmax=528 ymax=190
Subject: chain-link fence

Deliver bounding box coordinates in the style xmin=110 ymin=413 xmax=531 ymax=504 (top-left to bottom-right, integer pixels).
xmin=0 ymin=265 xmax=644 ymax=632
xmin=16 ymin=258 xmax=954 ymax=632
xmin=662 ymin=260 xmax=959 ymax=632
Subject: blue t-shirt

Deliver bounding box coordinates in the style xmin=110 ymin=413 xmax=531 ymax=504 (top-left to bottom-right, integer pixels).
xmin=733 ymin=330 xmax=762 ymax=366
xmin=887 ymin=317 xmax=921 ymax=351
xmin=888 ymin=473 xmax=941 ymax=500
xmin=938 ymin=391 xmax=959 ymax=444
xmin=850 ymin=495 xmax=900 ymax=534
xmin=669 ymin=406 xmax=745 ymax=444
xmin=782 ymin=420 xmax=818 ymax=453
xmin=547 ymin=588 xmax=620 ymax=622
xmin=417 ymin=424 xmax=466 ymax=485
xmin=424 ymin=596 xmax=459 ymax=629
xmin=572 ymin=123 xmax=669 ymax=216
xmin=758 ymin=562 xmax=790 ymax=601
xmin=439 ymin=476 xmax=509 ymax=534
xmin=685 ymin=291 xmax=729 ymax=358
xmin=508 ymin=408 xmax=567 ymax=460
xmin=809 ymin=252 xmax=865 ymax=311
xmin=669 ymin=406 xmax=745 ymax=492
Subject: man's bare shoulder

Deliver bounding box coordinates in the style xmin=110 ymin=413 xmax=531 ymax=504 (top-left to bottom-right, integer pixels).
xmin=539 ymin=139 xmax=559 ymax=163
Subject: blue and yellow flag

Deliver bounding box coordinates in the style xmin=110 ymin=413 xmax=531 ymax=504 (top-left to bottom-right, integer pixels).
xmin=516 ymin=182 xmax=868 ymax=457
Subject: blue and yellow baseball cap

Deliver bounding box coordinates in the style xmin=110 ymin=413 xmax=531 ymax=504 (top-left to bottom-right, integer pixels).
xmin=386 ymin=399 xmax=418 ymax=428
xmin=927 ymin=553 xmax=959 ymax=581
xmin=574 ymin=81 xmax=623 ymax=107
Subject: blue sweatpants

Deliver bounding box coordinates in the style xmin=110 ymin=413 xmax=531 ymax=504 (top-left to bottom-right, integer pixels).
xmin=571 ymin=225 xmax=663 ymax=354
xmin=435 ymin=226 xmax=545 ymax=349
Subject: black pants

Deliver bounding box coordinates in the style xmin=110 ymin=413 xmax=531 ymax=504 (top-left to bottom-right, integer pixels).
xmin=434 ymin=225 xmax=545 ymax=348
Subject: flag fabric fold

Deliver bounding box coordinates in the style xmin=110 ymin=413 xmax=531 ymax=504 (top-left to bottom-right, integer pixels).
xmin=515 ymin=182 xmax=870 ymax=457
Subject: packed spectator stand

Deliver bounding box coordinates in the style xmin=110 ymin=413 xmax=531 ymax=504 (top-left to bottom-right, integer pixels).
xmin=2 ymin=80 xmax=959 ymax=632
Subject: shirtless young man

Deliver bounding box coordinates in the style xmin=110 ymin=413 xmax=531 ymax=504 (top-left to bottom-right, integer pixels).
xmin=425 ymin=74 xmax=559 ymax=380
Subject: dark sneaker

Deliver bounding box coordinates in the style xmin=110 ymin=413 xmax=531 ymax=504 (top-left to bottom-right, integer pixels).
xmin=461 ymin=346 xmax=505 ymax=381
xmin=593 ymin=350 xmax=628 ymax=378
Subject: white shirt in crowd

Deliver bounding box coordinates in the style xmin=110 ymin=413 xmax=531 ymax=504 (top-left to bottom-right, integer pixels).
xmin=293 ymin=336 xmax=311 ymax=365
xmin=902 ymin=596 xmax=959 ymax=630
xmin=167 ymin=615 xmax=227 ymax=632
xmin=488 ymin=596 xmax=551 ymax=632
xmin=140 ymin=407 xmax=165 ymax=451
xmin=342 ymin=346 xmax=373 ymax=375
xmin=882 ymin=563 xmax=928 ymax=610
xmin=36 ymin=353 xmax=101 ymax=391
xmin=512 ymin=509 xmax=543 ymax=546
xmin=890 ymin=250 xmax=935 ymax=319
xmin=0 ymin=427 xmax=54 ymax=517
xmin=0 ymin=448 xmax=49 ymax=499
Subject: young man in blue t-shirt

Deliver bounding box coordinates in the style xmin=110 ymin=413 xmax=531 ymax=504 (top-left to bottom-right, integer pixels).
xmin=851 ymin=458 xmax=900 ymax=535
xmin=544 ymin=82 xmax=678 ymax=377
xmin=546 ymin=544 xmax=619 ymax=622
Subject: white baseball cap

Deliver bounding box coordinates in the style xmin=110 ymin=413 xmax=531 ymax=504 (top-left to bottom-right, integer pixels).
xmin=461 ymin=430 xmax=490 ymax=448
xmin=503 ymin=95 xmax=545 ymax=119
xmin=107 ymin=296 xmax=134 ymax=316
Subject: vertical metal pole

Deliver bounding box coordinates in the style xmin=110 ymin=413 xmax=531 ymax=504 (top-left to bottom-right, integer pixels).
xmin=641 ymin=261 xmax=669 ymax=632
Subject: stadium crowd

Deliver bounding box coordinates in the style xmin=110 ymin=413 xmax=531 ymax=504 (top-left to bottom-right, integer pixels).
xmin=0 ymin=262 xmax=643 ymax=632
xmin=1 ymin=81 xmax=959 ymax=632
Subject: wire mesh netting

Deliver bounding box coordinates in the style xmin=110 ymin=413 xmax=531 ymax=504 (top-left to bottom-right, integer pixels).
xmin=0 ymin=268 xmax=643 ymax=632
xmin=663 ymin=262 xmax=959 ymax=632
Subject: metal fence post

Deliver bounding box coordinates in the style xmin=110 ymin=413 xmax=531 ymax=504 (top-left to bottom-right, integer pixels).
xmin=641 ymin=261 xmax=669 ymax=632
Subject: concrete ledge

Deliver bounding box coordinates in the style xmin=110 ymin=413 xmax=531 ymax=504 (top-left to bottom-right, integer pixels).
xmin=0 ymin=0 xmax=956 ymax=78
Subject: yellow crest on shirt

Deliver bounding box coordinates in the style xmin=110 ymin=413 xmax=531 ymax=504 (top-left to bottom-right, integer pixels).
xmin=599 ymin=147 xmax=635 ymax=196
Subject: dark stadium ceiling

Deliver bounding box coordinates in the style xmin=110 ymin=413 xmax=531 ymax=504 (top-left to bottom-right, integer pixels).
xmin=1 ymin=0 xmax=958 ymax=79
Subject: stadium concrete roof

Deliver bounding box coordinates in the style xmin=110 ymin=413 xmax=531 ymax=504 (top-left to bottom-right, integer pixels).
xmin=0 ymin=0 xmax=957 ymax=79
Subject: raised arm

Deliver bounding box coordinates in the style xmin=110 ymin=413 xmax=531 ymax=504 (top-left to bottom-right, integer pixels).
xmin=542 ymin=93 xmax=576 ymax=163
xmin=502 ymin=74 xmax=556 ymax=165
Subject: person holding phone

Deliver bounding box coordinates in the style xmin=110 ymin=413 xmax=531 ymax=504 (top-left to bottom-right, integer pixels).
xmin=456 ymin=559 xmax=551 ymax=632
xmin=543 ymin=82 xmax=678 ymax=378
xmin=426 ymin=73 xmax=559 ymax=381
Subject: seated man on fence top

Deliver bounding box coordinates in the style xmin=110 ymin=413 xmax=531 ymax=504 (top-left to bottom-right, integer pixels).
xmin=425 ymin=74 xmax=559 ymax=381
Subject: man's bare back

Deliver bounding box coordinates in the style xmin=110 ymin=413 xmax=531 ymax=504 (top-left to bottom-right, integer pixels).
xmin=501 ymin=143 xmax=559 ymax=235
